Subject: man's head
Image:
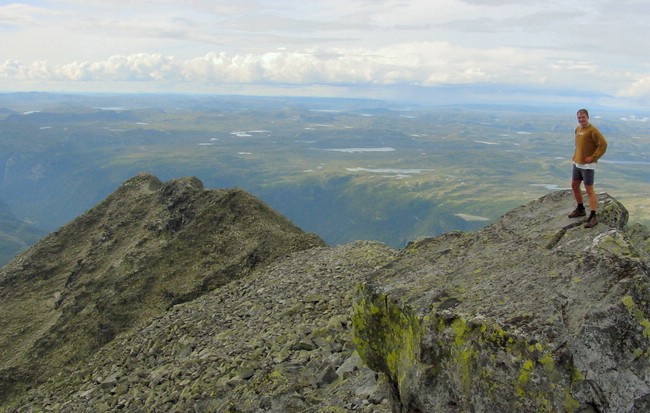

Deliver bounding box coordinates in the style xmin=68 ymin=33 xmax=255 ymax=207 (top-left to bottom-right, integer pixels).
xmin=577 ymin=109 xmax=590 ymax=127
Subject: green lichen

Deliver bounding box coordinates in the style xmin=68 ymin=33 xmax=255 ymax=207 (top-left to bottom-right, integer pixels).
xmin=641 ymin=320 xmax=650 ymax=341
xmin=354 ymin=283 xmax=589 ymax=412
xmin=621 ymin=295 xmax=650 ymax=358
xmin=570 ymin=366 xmax=584 ymax=384
xmin=518 ymin=360 xmax=534 ymax=384
xmin=451 ymin=318 xmax=468 ymax=347
xmin=596 ymin=231 xmax=639 ymax=258
xmin=563 ymin=388 xmax=580 ymax=413
xmin=516 ymin=359 xmax=535 ymax=397
xmin=352 ymin=283 xmax=424 ymax=405
xmin=539 ymin=353 xmax=555 ymax=373
xmin=446 ymin=317 xmax=481 ymax=394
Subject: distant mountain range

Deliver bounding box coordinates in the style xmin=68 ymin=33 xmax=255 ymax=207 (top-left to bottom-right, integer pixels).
xmin=1 ymin=92 xmax=648 ymax=266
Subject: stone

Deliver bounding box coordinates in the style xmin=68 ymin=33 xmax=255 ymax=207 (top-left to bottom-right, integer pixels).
xmin=316 ymin=364 xmax=339 ymax=387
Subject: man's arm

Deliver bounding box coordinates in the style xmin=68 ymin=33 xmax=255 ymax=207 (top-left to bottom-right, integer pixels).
xmin=591 ymin=129 xmax=608 ymax=162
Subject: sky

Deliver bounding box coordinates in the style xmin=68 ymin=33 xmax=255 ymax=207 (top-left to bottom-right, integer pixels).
xmin=1 ymin=0 xmax=649 ymax=107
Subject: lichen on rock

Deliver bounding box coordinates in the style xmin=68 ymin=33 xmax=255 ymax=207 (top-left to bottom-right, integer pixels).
xmin=353 ymin=190 xmax=650 ymax=413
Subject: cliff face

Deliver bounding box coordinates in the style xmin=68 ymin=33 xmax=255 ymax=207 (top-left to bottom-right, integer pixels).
xmin=2 ymin=175 xmax=650 ymax=413
xmin=353 ymin=190 xmax=650 ymax=413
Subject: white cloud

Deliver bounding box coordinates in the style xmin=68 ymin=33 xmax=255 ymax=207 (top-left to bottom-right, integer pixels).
xmin=1 ymin=54 xmax=176 ymax=82
xmin=619 ymin=76 xmax=650 ymax=98
xmin=0 ymin=0 xmax=648 ymax=106
xmin=0 ymin=3 xmax=57 ymax=26
xmin=0 ymin=42 xmax=644 ymax=100
xmin=0 ymin=44 xmax=539 ymax=86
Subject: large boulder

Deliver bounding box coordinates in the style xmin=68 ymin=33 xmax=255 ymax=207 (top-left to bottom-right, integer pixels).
xmin=353 ymin=190 xmax=650 ymax=413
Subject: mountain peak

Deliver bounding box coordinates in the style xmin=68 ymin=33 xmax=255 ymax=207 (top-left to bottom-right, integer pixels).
xmin=0 ymin=174 xmax=324 ymax=404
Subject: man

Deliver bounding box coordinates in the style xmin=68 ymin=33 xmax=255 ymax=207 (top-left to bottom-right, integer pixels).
xmin=568 ymin=108 xmax=607 ymax=228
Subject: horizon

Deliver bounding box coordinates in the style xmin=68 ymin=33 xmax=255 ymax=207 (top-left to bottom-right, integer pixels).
xmin=0 ymin=89 xmax=648 ymax=115
xmin=1 ymin=1 xmax=649 ymax=110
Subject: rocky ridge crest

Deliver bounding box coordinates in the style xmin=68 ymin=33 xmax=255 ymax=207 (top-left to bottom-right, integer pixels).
xmin=353 ymin=190 xmax=650 ymax=413
xmin=0 ymin=173 xmax=324 ymax=408
xmin=1 ymin=175 xmax=649 ymax=412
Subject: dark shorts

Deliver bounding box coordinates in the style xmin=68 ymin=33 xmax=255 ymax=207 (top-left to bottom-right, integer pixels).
xmin=572 ymin=165 xmax=595 ymax=186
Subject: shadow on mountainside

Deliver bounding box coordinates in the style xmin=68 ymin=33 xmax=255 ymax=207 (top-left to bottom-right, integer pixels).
xmin=0 ymin=198 xmax=46 ymax=267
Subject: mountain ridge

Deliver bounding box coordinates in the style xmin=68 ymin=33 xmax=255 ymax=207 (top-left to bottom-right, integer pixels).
xmin=1 ymin=174 xmax=649 ymax=412
xmin=0 ymin=173 xmax=324 ymax=407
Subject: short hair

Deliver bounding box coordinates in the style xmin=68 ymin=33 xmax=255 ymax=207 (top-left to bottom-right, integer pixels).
xmin=577 ymin=108 xmax=589 ymax=117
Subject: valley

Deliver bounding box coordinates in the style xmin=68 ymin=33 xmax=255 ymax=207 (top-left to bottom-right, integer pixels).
xmin=0 ymin=93 xmax=648 ymax=264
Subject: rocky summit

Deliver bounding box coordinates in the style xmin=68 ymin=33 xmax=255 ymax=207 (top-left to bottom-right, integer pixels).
xmin=353 ymin=190 xmax=650 ymax=413
xmin=1 ymin=175 xmax=649 ymax=413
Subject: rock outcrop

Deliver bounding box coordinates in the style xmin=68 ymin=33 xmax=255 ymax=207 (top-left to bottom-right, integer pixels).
xmin=353 ymin=190 xmax=650 ymax=413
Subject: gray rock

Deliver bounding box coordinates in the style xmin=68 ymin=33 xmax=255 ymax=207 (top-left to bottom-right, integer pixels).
xmin=316 ymin=364 xmax=338 ymax=387
xmin=353 ymin=190 xmax=650 ymax=413
xmin=0 ymin=173 xmax=325 ymax=408
xmin=4 ymin=236 xmax=398 ymax=412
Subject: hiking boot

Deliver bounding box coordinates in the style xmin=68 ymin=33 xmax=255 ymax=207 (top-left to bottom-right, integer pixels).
xmin=584 ymin=215 xmax=598 ymax=228
xmin=568 ymin=208 xmax=586 ymax=218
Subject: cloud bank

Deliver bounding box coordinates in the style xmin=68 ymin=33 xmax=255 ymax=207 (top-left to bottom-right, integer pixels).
xmin=0 ymin=0 xmax=648 ymax=106
xmin=0 ymin=46 xmax=637 ymax=91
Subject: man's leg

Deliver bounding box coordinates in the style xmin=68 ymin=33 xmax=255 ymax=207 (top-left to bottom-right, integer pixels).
xmin=569 ymin=178 xmax=586 ymax=218
xmin=583 ymin=184 xmax=599 ymax=228
xmin=571 ymin=179 xmax=583 ymax=205
xmin=585 ymin=184 xmax=597 ymax=212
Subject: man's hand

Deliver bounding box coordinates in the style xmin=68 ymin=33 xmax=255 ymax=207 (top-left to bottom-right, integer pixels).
xmin=585 ymin=156 xmax=594 ymax=163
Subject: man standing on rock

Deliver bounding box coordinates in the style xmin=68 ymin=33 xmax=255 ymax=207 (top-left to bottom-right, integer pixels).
xmin=568 ymin=108 xmax=608 ymax=228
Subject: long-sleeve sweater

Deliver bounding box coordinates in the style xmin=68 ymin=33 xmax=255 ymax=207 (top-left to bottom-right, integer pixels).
xmin=573 ymin=124 xmax=607 ymax=164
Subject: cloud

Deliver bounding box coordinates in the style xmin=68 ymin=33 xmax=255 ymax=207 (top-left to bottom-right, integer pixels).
xmin=619 ymin=76 xmax=650 ymax=98
xmin=0 ymin=3 xmax=56 ymax=26
xmin=1 ymin=44 xmax=538 ymax=87
xmin=1 ymin=54 xmax=176 ymax=82
xmin=0 ymin=0 xmax=648 ymax=106
xmin=0 ymin=42 xmax=643 ymax=100
xmin=550 ymin=60 xmax=598 ymax=74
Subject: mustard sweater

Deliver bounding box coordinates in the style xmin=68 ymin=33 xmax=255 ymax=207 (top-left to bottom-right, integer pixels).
xmin=573 ymin=124 xmax=607 ymax=164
